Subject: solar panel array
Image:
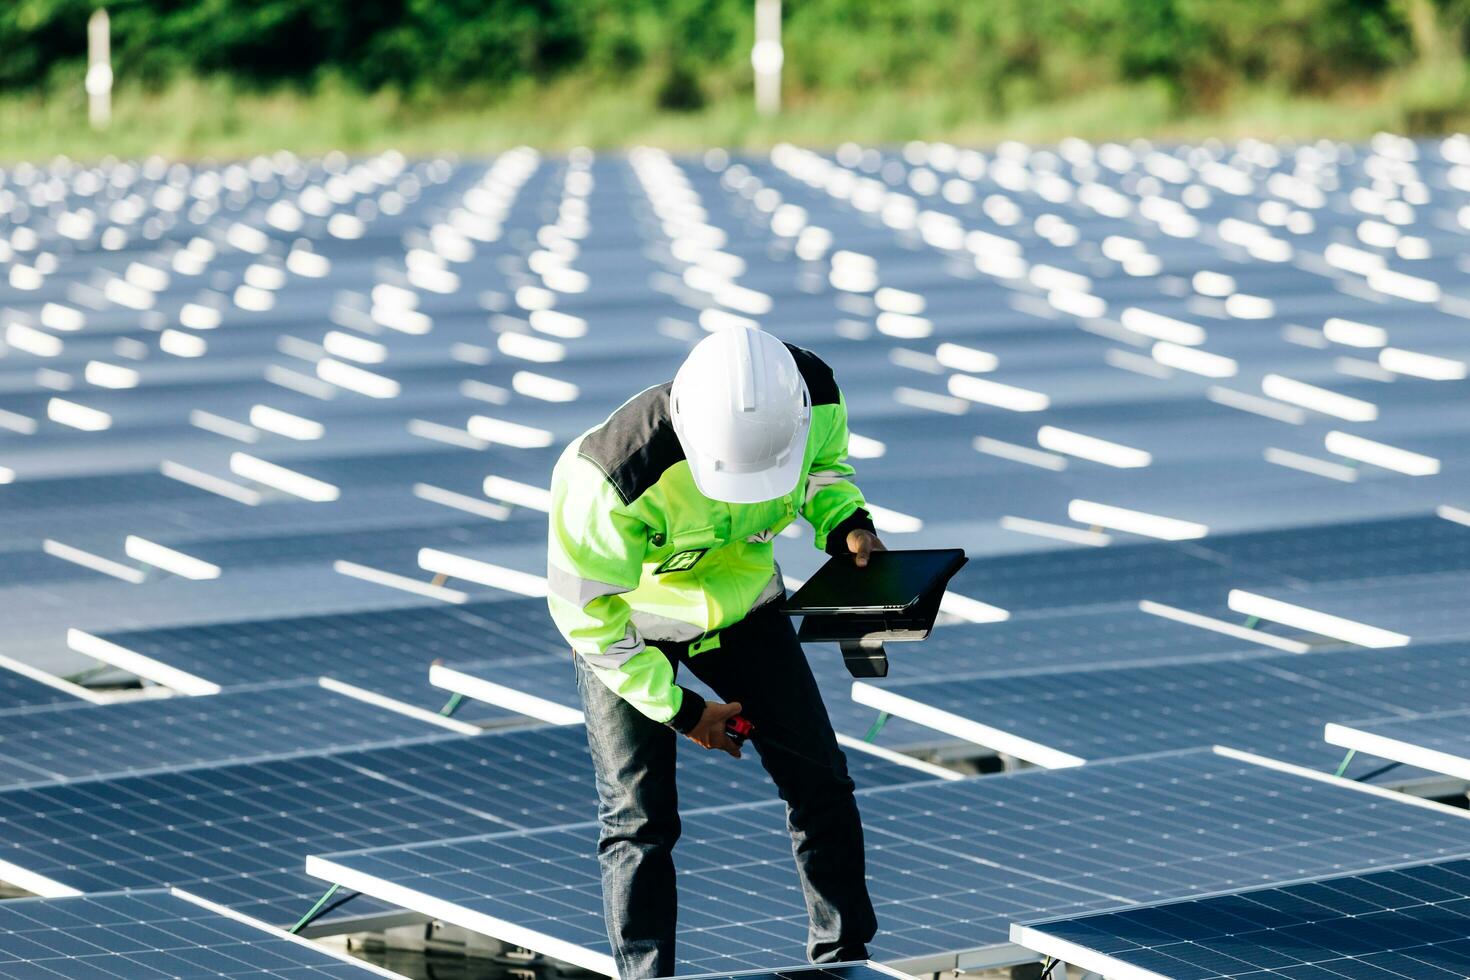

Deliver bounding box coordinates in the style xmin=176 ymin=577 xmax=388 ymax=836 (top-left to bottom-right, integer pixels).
xmin=1012 ymin=857 xmax=1470 ymax=980
xmin=3 ymin=134 xmax=1470 ymax=974
xmin=0 ymin=724 xmax=929 ymax=926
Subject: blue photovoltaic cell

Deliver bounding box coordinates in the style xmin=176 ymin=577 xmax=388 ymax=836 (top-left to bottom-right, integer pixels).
xmin=0 ymin=725 xmax=930 ymax=925
xmin=0 ymin=682 xmax=445 ymax=788
xmin=858 ymin=640 xmax=1470 ymax=776
xmin=309 ymin=749 xmax=1470 ymax=974
xmin=0 ymin=669 xmax=83 ymax=715
xmin=0 ymin=890 xmax=387 ymax=977
xmin=1192 ymin=514 xmax=1470 ymax=585
xmin=1014 ymin=857 xmax=1470 ymax=980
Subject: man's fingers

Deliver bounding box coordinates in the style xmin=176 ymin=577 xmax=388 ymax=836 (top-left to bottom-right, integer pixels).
xmin=695 ymin=730 xmax=741 ymax=757
xmin=848 ymin=529 xmax=883 ymax=567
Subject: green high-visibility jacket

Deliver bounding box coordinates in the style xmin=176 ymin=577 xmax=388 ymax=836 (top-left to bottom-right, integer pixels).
xmin=546 ymin=345 xmax=874 ymax=731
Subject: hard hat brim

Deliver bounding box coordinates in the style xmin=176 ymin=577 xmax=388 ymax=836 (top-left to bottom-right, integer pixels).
xmin=683 ymin=425 xmax=810 ymax=504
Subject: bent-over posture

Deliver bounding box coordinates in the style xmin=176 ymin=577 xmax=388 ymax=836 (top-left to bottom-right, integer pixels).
xmin=546 ymin=327 xmax=883 ymax=977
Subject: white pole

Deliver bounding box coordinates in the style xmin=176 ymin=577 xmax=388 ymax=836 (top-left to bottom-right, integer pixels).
xmin=86 ymin=9 xmax=112 ymax=131
xmin=752 ymin=0 xmax=783 ymax=117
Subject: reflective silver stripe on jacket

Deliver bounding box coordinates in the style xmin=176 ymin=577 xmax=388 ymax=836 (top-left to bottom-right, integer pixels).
xmin=805 ymin=469 xmax=851 ymax=505
xmin=576 ymin=623 xmax=646 ymax=669
xmin=630 ymin=609 xmax=705 ymax=643
xmin=547 ymin=563 xmax=634 ymax=607
xmin=754 ymin=568 xmax=786 ymax=608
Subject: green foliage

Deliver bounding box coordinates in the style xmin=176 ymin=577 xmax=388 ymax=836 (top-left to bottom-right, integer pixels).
xmin=3 ymin=0 xmax=1467 ymax=156
xmin=656 ymin=61 xmax=707 ymax=111
xmin=0 ymin=0 xmax=1450 ymax=103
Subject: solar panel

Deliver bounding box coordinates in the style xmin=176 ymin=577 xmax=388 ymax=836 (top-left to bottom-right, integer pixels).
xmin=175 ymin=516 xmax=551 ymax=575
xmin=1229 ymin=572 xmax=1470 ymax=646
xmin=1326 ymin=706 xmax=1470 ymax=783
xmin=0 ymin=889 xmax=398 ymax=977
xmin=306 ymin=748 xmax=1470 ymax=975
xmin=851 ymin=659 xmax=1400 ymax=771
xmin=851 ymin=642 xmax=1470 ymax=779
xmin=1266 ymin=639 xmax=1470 ymax=713
xmin=946 ymin=542 xmax=1284 ymax=614
xmin=1192 ymin=513 xmax=1470 ymax=584
xmin=0 ymin=725 xmax=931 ymax=925
xmin=0 ymin=681 xmax=455 ymax=788
xmin=1011 ymin=857 xmax=1470 ymax=980
xmin=885 ymin=604 xmax=1280 ymax=676
xmin=943 ymin=513 xmax=1470 ymax=619
xmin=86 ymin=598 xmax=563 ymax=721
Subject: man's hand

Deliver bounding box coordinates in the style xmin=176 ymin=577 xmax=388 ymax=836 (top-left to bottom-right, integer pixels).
xmin=846 ymin=529 xmax=887 ymax=568
xmin=686 ymin=700 xmax=745 ymax=758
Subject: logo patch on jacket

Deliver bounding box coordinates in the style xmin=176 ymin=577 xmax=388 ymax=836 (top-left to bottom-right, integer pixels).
xmin=655 ymin=548 xmax=708 ymax=574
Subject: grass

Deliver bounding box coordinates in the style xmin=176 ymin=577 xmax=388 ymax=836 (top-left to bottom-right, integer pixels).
xmin=2 ymin=69 xmax=1468 ymax=163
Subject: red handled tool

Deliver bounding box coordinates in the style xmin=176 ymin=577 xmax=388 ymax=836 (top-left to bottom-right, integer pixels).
xmin=724 ymin=715 xmax=755 ymax=745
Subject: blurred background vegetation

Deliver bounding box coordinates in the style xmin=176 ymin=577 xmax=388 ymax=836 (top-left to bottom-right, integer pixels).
xmin=3 ymin=0 xmax=1470 ymax=159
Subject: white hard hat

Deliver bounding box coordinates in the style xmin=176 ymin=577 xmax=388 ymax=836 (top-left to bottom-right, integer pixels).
xmin=670 ymin=327 xmax=812 ymax=504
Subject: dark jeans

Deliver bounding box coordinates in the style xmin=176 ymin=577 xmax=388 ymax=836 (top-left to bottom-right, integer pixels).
xmin=575 ymin=601 xmax=877 ymax=979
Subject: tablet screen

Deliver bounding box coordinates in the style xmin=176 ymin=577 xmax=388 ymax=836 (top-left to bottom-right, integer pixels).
xmin=785 ymin=549 xmax=966 ymax=614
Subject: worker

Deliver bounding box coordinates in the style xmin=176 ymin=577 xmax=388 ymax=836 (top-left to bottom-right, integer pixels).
xmin=546 ymin=326 xmax=883 ymax=978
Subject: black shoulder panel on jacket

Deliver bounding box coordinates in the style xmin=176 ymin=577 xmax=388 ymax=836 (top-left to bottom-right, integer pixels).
xmin=577 ymin=383 xmax=685 ymax=505
xmin=785 ymin=344 xmax=841 ymax=406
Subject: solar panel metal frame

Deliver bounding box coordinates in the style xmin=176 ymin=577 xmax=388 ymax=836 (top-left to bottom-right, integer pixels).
xmin=1326 ymin=709 xmax=1470 ymax=782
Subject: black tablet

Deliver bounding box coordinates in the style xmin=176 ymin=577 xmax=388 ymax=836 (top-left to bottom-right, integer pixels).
xmin=785 ymin=549 xmax=967 ymax=615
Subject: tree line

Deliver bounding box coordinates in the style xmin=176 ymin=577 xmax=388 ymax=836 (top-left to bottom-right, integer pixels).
xmin=3 ymin=0 xmax=1464 ymax=112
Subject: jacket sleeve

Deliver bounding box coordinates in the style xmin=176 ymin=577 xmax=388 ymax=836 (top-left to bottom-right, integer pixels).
xmin=801 ymin=390 xmax=877 ymax=557
xmin=546 ymin=450 xmax=705 ymax=731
